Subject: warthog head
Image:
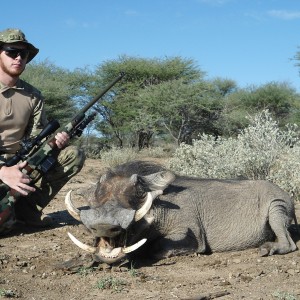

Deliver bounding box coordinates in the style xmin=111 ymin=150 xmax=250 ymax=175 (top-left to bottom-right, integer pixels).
xmin=65 ymin=161 xmax=175 ymax=264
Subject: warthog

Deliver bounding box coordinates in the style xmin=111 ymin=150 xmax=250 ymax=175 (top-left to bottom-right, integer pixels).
xmin=65 ymin=161 xmax=298 ymax=264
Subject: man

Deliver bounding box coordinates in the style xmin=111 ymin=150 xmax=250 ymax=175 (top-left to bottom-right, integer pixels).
xmin=0 ymin=28 xmax=85 ymax=232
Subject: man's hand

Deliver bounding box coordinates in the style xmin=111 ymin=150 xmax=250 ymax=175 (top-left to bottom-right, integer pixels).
xmin=55 ymin=132 xmax=70 ymax=149
xmin=0 ymin=161 xmax=36 ymax=196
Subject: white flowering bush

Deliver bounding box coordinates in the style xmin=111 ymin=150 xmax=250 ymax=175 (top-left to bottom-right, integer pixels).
xmin=269 ymin=146 xmax=300 ymax=199
xmin=168 ymin=110 xmax=300 ymax=199
xmin=167 ymin=135 xmax=241 ymax=178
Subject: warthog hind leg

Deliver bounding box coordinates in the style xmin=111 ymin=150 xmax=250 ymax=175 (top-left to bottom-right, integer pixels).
xmin=259 ymin=199 xmax=297 ymax=256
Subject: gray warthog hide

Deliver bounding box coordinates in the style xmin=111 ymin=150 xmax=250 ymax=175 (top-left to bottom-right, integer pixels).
xmin=65 ymin=160 xmax=298 ymax=264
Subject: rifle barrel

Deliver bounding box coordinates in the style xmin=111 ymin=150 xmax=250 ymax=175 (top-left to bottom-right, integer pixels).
xmin=78 ymin=72 xmax=125 ymax=115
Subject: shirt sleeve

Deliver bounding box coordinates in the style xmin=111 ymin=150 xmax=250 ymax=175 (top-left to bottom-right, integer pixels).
xmin=25 ymin=94 xmax=48 ymax=139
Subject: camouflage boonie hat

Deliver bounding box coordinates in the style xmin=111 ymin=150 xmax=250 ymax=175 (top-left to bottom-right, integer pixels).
xmin=0 ymin=28 xmax=39 ymax=63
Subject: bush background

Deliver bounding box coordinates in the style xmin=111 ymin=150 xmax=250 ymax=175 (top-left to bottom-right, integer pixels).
xmin=99 ymin=110 xmax=300 ymax=200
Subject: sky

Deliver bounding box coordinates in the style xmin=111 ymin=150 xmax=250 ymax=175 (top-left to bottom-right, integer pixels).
xmin=1 ymin=0 xmax=300 ymax=91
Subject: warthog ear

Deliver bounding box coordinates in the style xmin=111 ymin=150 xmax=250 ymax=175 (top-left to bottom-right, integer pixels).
xmin=130 ymin=174 xmax=138 ymax=185
xmin=139 ymin=171 xmax=175 ymax=191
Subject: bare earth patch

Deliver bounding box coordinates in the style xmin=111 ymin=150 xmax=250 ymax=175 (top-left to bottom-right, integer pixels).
xmin=1 ymin=158 xmax=300 ymax=300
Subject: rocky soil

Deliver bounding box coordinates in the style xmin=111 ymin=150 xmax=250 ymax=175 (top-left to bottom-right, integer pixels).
xmin=0 ymin=158 xmax=300 ymax=300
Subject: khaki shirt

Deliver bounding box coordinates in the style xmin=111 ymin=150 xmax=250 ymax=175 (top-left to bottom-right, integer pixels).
xmin=0 ymin=79 xmax=47 ymax=154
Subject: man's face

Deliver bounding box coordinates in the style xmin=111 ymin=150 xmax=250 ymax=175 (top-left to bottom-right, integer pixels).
xmin=0 ymin=43 xmax=28 ymax=77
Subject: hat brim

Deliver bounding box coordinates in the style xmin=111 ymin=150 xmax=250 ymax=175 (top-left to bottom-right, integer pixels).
xmin=0 ymin=41 xmax=39 ymax=63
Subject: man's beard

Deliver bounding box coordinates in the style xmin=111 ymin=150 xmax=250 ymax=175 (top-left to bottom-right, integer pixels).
xmin=0 ymin=59 xmax=25 ymax=77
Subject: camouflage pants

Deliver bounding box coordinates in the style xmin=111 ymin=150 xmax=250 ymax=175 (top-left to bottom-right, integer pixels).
xmin=0 ymin=146 xmax=85 ymax=233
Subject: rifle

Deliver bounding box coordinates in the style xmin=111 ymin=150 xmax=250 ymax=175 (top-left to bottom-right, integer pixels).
xmin=0 ymin=72 xmax=125 ymax=227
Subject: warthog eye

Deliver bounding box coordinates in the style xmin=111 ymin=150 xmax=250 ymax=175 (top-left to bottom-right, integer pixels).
xmin=136 ymin=185 xmax=146 ymax=198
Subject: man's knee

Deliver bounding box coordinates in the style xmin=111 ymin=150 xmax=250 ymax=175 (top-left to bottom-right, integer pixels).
xmin=58 ymin=146 xmax=85 ymax=175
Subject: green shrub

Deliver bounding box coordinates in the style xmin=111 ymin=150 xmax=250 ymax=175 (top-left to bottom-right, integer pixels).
xmin=0 ymin=289 xmax=18 ymax=298
xmin=168 ymin=110 xmax=300 ymax=199
xmin=273 ymin=291 xmax=297 ymax=300
xmin=95 ymin=276 xmax=127 ymax=292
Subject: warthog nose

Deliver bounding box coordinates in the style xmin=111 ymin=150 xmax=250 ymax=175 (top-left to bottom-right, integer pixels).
xmin=90 ymin=224 xmax=123 ymax=238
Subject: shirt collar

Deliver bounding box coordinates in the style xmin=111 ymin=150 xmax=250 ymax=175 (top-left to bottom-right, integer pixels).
xmin=0 ymin=79 xmax=23 ymax=93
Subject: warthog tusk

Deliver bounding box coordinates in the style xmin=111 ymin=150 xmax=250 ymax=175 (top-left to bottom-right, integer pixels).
xmin=65 ymin=190 xmax=81 ymax=221
xmin=67 ymin=232 xmax=147 ymax=257
xmin=67 ymin=232 xmax=97 ymax=254
xmin=134 ymin=190 xmax=163 ymax=222
xmin=123 ymin=238 xmax=147 ymax=253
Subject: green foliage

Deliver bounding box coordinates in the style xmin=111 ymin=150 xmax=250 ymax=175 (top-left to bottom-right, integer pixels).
xmin=91 ymin=56 xmax=205 ymax=146
xmin=91 ymin=56 xmax=300 ymax=147
xmin=0 ymin=288 xmax=18 ymax=298
xmin=133 ymin=79 xmax=225 ymax=144
xmin=273 ymin=291 xmax=297 ymax=300
xmin=19 ymin=57 xmax=300 ymax=149
xmin=127 ymin=262 xmax=139 ymax=277
xmin=95 ymin=276 xmax=127 ymax=292
xmin=216 ymin=89 xmax=256 ymax=136
xmin=95 ymin=55 xmax=204 ymax=86
xmin=218 ymin=82 xmax=300 ymax=137
xmin=244 ymin=82 xmax=297 ymax=120
xmin=21 ymin=60 xmax=94 ymax=123
xmin=76 ymin=266 xmax=96 ymax=277
xmin=210 ymin=77 xmax=238 ymax=96
xmin=294 ymin=46 xmax=300 ymax=73
xmin=168 ymin=110 xmax=300 ymax=199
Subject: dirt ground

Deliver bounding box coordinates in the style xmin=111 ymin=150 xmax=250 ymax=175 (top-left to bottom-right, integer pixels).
xmin=1 ymin=158 xmax=300 ymax=300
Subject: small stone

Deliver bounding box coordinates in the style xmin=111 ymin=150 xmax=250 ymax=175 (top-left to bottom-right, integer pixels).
xmin=286 ymin=269 xmax=295 ymax=276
